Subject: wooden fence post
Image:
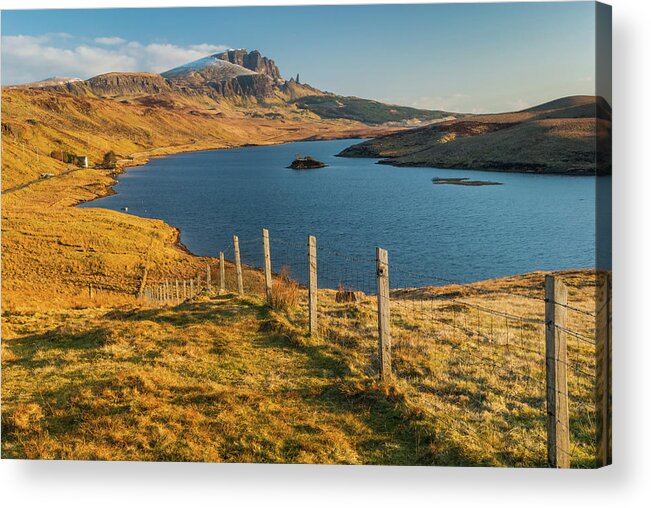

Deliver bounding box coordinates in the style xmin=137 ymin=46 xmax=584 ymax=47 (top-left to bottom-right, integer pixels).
xmin=183 ymin=280 xmax=187 ymax=300
xmin=308 ymin=235 xmax=318 ymax=336
xmin=138 ymin=262 xmax=149 ymax=300
xmin=233 ymin=235 xmax=244 ymax=295
xmin=206 ymin=262 xmax=211 ymax=290
xmin=175 ymin=280 xmax=180 ymax=305
xmin=262 ymin=229 xmax=273 ymax=304
xmin=596 ymin=272 xmax=612 ymax=466
xmin=545 ymin=274 xmax=570 ymax=468
xmin=376 ymin=247 xmax=391 ymax=381
xmin=190 ymin=279 xmax=194 ymax=298
xmin=219 ymin=251 xmax=225 ymax=294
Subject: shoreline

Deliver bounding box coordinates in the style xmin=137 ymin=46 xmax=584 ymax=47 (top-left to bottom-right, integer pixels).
xmin=336 ymin=152 xmax=607 ymax=176
xmin=376 ymin=158 xmax=607 ymax=176
xmin=82 ymin=140 xmax=600 ymax=290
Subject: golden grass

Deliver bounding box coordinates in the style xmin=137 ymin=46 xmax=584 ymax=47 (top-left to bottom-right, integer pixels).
xmin=2 ymin=270 xmax=601 ymax=466
xmin=2 ymin=295 xmax=414 ymax=463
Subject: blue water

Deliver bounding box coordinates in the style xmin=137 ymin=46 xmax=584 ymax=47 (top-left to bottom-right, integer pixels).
xmin=80 ymin=139 xmax=608 ymax=288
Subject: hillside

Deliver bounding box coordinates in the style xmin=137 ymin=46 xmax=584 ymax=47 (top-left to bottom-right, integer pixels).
xmin=1 ymin=86 xmax=396 ymax=311
xmin=338 ymin=95 xmax=612 ymax=174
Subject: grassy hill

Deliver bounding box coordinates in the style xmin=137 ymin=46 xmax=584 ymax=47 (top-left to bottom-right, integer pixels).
xmin=2 ymin=270 xmax=599 ymax=465
xmin=338 ymin=95 xmax=612 ymax=174
xmin=294 ymin=95 xmax=458 ymax=125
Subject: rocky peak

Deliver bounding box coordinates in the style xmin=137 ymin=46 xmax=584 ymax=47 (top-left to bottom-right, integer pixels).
xmin=216 ymin=49 xmax=282 ymax=81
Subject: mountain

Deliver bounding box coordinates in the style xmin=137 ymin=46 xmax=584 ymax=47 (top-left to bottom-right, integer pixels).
xmin=7 ymin=49 xmax=458 ymax=126
xmin=161 ymin=51 xmax=277 ymax=100
xmin=337 ymin=96 xmax=612 ymax=174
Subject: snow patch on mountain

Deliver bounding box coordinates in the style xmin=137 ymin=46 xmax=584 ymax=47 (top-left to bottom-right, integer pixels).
xmin=6 ymin=76 xmax=83 ymax=89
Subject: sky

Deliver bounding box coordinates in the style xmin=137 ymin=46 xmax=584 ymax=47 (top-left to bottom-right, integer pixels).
xmin=1 ymin=2 xmax=603 ymax=113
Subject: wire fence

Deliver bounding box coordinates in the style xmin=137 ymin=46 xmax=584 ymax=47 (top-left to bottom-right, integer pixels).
xmin=140 ymin=228 xmax=611 ymax=468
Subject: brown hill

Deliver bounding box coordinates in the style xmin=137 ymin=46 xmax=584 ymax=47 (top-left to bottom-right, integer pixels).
xmin=44 ymin=72 xmax=175 ymax=98
xmin=338 ymin=95 xmax=612 ymax=174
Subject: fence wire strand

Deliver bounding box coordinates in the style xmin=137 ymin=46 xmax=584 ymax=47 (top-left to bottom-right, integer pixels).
xmin=139 ymin=229 xmax=604 ymax=468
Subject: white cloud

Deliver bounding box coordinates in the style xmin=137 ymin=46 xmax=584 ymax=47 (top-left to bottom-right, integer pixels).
xmin=94 ymin=37 xmax=126 ymax=45
xmin=1 ymin=34 xmax=229 ymax=85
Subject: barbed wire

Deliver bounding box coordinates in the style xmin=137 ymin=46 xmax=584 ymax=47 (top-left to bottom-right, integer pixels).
xmin=546 ymin=299 xmax=597 ymax=318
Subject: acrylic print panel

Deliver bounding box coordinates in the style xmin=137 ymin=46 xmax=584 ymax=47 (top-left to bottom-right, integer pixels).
xmin=0 ymin=1 xmax=611 ymax=467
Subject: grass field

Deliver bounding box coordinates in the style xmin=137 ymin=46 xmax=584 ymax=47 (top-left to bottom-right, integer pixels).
xmin=1 ymin=269 xmax=600 ymax=466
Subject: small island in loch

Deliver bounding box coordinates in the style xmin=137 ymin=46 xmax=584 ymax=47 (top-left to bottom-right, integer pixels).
xmin=432 ymin=177 xmax=503 ymax=186
xmin=288 ymin=155 xmax=327 ymax=169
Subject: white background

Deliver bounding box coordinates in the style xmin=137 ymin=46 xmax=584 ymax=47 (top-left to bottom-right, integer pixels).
xmin=0 ymin=0 xmax=648 ymax=506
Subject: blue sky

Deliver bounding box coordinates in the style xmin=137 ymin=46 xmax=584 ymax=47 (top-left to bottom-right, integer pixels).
xmin=1 ymin=2 xmax=600 ymax=113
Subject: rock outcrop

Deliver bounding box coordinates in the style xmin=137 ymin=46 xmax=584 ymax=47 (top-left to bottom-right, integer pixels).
xmin=207 ymin=73 xmax=275 ymax=99
xmin=216 ymin=49 xmax=282 ymax=81
xmin=288 ymin=156 xmax=327 ymax=169
xmin=161 ymin=50 xmax=280 ymax=100
xmin=27 ymin=50 xmax=281 ymax=101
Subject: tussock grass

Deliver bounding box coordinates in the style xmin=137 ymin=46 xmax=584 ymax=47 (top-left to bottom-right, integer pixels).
xmin=270 ymin=266 xmax=300 ymax=313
